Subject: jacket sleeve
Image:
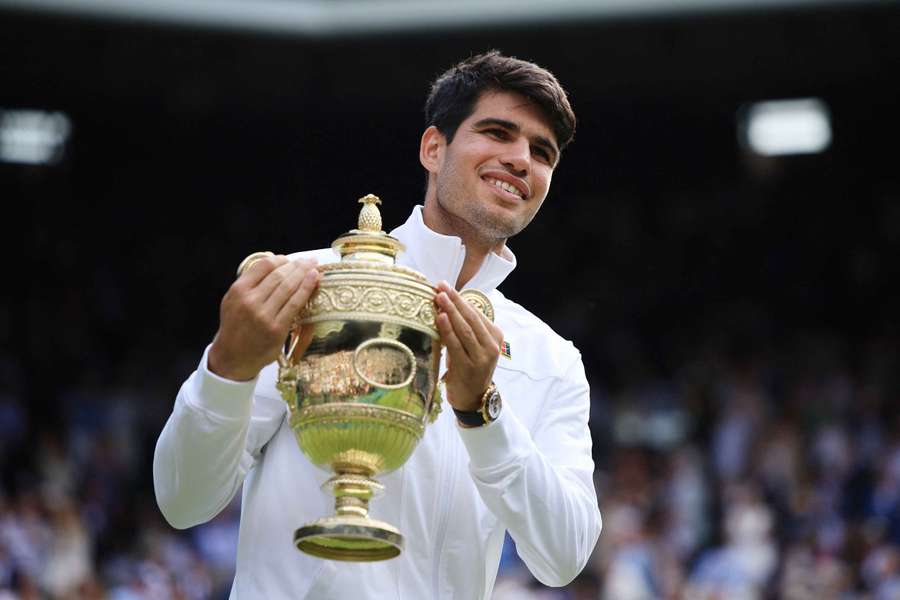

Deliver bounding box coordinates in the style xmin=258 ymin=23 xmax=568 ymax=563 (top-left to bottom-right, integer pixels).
xmin=152 ymin=346 xmax=286 ymax=529
xmin=457 ymin=355 xmax=602 ymax=587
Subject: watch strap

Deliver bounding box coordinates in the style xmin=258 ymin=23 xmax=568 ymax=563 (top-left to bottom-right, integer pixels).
xmin=453 ymin=406 xmax=488 ymax=427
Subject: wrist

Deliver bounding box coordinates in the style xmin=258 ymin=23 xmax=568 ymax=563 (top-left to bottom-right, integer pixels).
xmin=445 ymin=380 xmax=490 ymax=412
xmin=448 ymin=395 xmax=481 ymax=412
xmin=208 ymin=338 xmax=259 ymax=382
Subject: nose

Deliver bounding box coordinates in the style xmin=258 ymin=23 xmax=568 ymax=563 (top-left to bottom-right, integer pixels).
xmin=499 ymin=138 xmax=530 ymax=176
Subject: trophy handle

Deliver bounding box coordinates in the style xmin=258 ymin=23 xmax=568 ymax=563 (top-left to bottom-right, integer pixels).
xmin=459 ymin=288 xmax=494 ymax=322
xmin=352 ymin=338 xmax=417 ymax=390
xmin=281 ymin=326 xmax=303 ymax=365
xmin=236 ymin=250 xmax=275 ymax=277
xmin=276 ymin=323 xmax=309 ymax=416
xmin=427 ymin=379 xmax=443 ymax=424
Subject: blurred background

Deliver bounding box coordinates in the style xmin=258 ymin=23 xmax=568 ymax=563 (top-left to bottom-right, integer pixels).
xmin=2 ymin=0 xmax=900 ymax=598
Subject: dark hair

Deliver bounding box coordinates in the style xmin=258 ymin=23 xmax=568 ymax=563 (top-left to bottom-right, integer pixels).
xmin=424 ymin=50 xmax=576 ymax=152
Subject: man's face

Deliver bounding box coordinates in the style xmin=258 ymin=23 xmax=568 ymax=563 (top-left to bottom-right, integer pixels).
xmin=422 ymin=90 xmax=559 ymax=245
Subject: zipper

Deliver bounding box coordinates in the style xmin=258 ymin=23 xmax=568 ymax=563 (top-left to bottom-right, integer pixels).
xmin=431 ymin=362 xmax=458 ymax=599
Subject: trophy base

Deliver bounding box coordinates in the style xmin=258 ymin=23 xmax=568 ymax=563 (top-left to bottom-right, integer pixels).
xmin=294 ymin=515 xmax=403 ymax=562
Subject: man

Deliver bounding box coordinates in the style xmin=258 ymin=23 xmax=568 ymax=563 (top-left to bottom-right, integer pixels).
xmin=154 ymin=51 xmax=601 ymax=599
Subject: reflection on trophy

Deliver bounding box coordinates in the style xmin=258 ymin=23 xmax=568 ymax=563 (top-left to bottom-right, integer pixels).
xmin=240 ymin=194 xmax=492 ymax=562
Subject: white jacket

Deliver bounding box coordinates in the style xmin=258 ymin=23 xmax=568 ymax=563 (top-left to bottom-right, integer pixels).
xmin=153 ymin=206 xmax=601 ymax=599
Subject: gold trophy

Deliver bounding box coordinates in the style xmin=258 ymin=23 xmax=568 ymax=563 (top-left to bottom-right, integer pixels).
xmin=240 ymin=195 xmax=492 ymax=562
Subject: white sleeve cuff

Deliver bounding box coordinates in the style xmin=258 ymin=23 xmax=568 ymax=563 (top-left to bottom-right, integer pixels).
xmin=185 ymin=345 xmax=259 ymax=421
xmin=457 ymin=407 xmax=531 ymax=471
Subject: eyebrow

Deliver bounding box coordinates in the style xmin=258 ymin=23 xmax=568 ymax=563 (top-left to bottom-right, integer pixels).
xmin=473 ymin=117 xmax=559 ymax=164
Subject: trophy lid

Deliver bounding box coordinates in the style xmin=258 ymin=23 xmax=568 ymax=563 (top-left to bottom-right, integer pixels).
xmin=332 ymin=194 xmax=405 ymax=265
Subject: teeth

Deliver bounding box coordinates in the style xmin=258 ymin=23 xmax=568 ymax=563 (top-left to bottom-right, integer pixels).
xmin=485 ymin=177 xmax=523 ymax=199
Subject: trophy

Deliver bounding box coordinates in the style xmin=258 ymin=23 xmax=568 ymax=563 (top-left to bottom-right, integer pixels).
xmin=240 ymin=194 xmax=492 ymax=562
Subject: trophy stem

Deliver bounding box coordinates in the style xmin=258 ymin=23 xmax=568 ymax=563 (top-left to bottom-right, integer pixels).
xmin=335 ymin=495 xmax=368 ymax=518
xmin=331 ymin=473 xmax=379 ymax=519
xmin=292 ymin=472 xmax=403 ymax=562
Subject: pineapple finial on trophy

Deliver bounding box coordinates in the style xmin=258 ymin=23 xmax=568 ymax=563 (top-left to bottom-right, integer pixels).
xmin=333 ymin=194 xmax=402 ymax=264
xmin=358 ymin=194 xmax=382 ymax=232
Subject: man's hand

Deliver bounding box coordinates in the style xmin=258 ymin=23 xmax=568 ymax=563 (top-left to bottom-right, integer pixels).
xmin=434 ymin=281 xmax=504 ymax=411
xmin=208 ymin=255 xmax=321 ymax=381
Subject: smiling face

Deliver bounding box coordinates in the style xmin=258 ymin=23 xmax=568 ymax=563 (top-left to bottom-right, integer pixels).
xmin=420 ymin=90 xmax=559 ymax=251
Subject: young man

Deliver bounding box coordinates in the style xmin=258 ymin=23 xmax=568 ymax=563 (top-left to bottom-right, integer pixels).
xmin=154 ymin=51 xmax=602 ymax=599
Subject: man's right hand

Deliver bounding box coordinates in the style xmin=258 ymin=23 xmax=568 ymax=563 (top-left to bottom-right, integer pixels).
xmin=207 ymin=254 xmax=321 ymax=381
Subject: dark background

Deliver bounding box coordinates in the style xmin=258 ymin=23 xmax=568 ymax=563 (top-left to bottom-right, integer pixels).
xmin=2 ymin=1 xmax=900 ymax=597
xmin=5 ymin=1 xmax=899 ymax=400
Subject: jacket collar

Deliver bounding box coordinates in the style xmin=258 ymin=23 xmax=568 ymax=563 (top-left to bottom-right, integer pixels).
xmin=389 ymin=206 xmax=516 ymax=292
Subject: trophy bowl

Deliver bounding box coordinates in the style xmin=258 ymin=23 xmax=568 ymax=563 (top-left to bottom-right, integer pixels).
xmin=245 ymin=195 xmax=491 ymax=562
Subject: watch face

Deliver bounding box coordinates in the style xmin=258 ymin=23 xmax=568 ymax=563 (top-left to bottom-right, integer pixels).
xmin=486 ymin=390 xmax=502 ymax=420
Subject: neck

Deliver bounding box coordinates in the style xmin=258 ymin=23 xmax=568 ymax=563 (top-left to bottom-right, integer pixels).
xmin=422 ymin=195 xmax=506 ymax=290
xmin=455 ymin=242 xmax=494 ymax=290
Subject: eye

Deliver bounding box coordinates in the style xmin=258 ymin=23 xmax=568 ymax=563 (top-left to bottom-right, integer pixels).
xmin=532 ymin=146 xmax=553 ymax=165
xmin=484 ymin=128 xmax=510 ymax=140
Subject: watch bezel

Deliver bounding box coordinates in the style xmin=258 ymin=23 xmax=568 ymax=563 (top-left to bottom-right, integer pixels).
xmin=482 ymin=387 xmax=502 ymax=422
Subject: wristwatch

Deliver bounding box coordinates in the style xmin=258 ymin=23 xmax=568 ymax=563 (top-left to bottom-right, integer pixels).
xmin=453 ymin=383 xmax=502 ymax=427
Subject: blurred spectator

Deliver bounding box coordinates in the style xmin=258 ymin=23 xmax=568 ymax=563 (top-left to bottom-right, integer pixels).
xmin=685 ymin=484 xmax=777 ymax=599
xmin=40 ymin=497 xmax=93 ymax=597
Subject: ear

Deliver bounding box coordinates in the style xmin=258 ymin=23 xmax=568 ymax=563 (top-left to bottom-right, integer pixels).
xmin=419 ymin=126 xmax=445 ymax=174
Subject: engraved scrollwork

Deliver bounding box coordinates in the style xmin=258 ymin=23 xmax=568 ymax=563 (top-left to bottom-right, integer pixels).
xmin=301 ymin=281 xmax=438 ymax=336
xmin=334 ymin=286 xmax=360 ymax=309
xmin=308 ymin=289 xmax=334 ymax=312
xmin=362 ymin=288 xmax=390 ymax=311
xmin=418 ymin=304 xmax=436 ymax=327
xmin=392 ymin=292 xmax=420 ymax=318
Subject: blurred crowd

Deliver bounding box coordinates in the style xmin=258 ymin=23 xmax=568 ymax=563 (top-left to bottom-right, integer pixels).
xmin=0 ymin=349 xmax=242 ymax=599
xmin=2 ymin=321 xmax=899 ymax=599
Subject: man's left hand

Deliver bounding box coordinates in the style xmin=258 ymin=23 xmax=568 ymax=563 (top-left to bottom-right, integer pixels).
xmin=434 ymin=281 xmax=504 ymax=411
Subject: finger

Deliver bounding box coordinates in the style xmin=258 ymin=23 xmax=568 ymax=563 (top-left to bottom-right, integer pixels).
xmin=252 ymin=260 xmax=299 ymax=308
xmin=437 ymin=283 xmax=496 ymax=351
xmin=240 ymin=254 xmax=289 ymax=286
xmin=436 ymin=312 xmax=471 ymax=367
xmin=275 ymin=268 xmax=320 ymax=328
xmin=262 ymin=261 xmax=315 ymax=315
xmin=490 ymin=324 xmax=504 ymax=348
xmin=476 ymin=311 xmax=504 ymax=347
xmin=257 ymin=258 xmax=317 ymax=302
xmin=466 ymin=307 xmax=504 ymax=349
xmin=435 ymin=291 xmax=481 ymax=360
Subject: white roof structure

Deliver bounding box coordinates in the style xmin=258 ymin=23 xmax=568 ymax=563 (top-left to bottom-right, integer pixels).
xmin=0 ymin=0 xmax=894 ymax=37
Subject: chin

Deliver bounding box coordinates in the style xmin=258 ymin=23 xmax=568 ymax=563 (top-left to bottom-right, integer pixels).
xmin=475 ymin=215 xmax=525 ymax=241
xmin=485 ymin=205 xmax=532 ymax=234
